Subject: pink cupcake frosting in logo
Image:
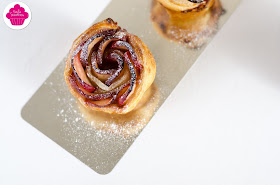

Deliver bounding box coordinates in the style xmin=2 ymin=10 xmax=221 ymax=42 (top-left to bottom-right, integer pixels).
xmin=6 ymin=4 xmax=29 ymax=26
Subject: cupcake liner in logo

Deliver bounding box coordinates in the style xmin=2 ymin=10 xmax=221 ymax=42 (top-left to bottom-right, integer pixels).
xmin=3 ymin=2 xmax=31 ymax=30
xmin=6 ymin=4 xmax=29 ymax=26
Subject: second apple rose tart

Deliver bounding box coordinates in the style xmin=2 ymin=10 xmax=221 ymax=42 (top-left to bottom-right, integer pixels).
xmin=65 ymin=18 xmax=156 ymax=114
xmin=151 ymin=0 xmax=224 ymax=48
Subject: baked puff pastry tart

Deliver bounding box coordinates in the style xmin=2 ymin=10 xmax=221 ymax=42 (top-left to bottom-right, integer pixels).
xmin=151 ymin=0 xmax=224 ymax=48
xmin=65 ymin=18 xmax=156 ymax=114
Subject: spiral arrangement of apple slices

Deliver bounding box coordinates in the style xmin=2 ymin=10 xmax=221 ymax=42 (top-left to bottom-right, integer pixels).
xmin=157 ymin=0 xmax=210 ymax=12
xmin=65 ymin=18 xmax=156 ymax=114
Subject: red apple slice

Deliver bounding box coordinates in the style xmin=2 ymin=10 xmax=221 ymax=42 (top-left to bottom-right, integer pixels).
xmin=117 ymin=51 xmax=137 ymax=106
xmin=79 ymin=29 xmax=119 ymax=67
xmin=97 ymin=37 xmax=119 ymax=67
xmin=111 ymin=41 xmax=142 ymax=70
xmin=69 ymin=74 xmax=117 ymax=101
xmin=104 ymin=52 xmax=124 ymax=86
xmin=90 ymin=52 xmax=115 ymax=83
xmin=86 ymin=97 xmax=115 ymax=107
xmin=116 ymin=84 xmax=130 ymax=105
xmin=96 ymin=32 xmax=128 ymax=67
xmin=80 ymin=36 xmax=104 ymax=67
xmin=72 ymin=53 xmax=96 ymax=92
xmin=86 ymin=64 xmax=130 ymax=91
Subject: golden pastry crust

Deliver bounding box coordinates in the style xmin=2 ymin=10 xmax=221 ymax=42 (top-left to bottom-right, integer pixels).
xmin=78 ymin=83 xmax=160 ymax=137
xmin=65 ymin=18 xmax=156 ymax=114
xmin=151 ymin=0 xmax=223 ymax=48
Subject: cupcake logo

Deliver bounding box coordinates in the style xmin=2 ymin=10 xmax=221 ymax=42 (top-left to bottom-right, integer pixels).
xmin=3 ymin=2 xmax=31 ymax=30
xmin=6 ymin=4 xmax=29 ymax=25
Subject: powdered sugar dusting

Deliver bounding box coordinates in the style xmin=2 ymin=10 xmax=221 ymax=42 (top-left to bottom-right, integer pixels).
xmin=48 ymin=61 xmax=160 ymax=174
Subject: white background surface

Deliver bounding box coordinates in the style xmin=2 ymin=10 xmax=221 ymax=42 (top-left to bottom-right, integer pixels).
xmin=1 ymin=0 xmax=280 ymax=184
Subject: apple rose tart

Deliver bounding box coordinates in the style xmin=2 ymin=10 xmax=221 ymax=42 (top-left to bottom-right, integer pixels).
xmin=151 ymin=0 xmax=224 ymax=48
xmin=65 ymin=18 xmax=156 ymax=114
